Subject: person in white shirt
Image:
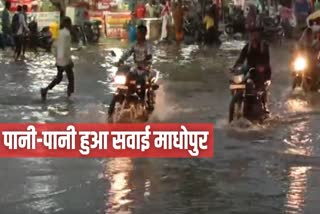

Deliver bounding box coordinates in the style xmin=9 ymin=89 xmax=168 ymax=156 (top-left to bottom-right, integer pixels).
xmin=41 ymin=17 xmax=74 ymax=101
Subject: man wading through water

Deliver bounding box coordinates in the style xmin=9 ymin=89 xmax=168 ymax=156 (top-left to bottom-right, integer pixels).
xmin=41 ymin=17 xmax=74 ymax=101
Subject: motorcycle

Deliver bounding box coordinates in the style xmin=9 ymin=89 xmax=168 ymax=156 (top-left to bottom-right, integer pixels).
xmin=71 ymin=25 xmax=87 ymax=46
xmin=83 ymin=20 xmax=102 ymax=43
xmin=109 ymin=65 xmax=159 ymax=123
xmin=262 ymin=16 xmax=285 ymax=45
xmin=291 ymin=50 xmax=319 ymax=91
xmin=229 ymin=67 xmax=268 ymax=123
xmin=183 ymin=16 xmax=203 ymax=44
xmin=225 ymin=12 xmax=246 ymax=36
xmin=28 ymin=21 xmax=53 ymax=52
xmin=37 ymin=27 xmax=53 ymax=52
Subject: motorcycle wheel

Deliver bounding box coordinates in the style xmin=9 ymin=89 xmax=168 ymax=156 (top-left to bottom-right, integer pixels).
xmin=92 ymin=35 xmax=99 ymax=43
xmin=110 ymin=101 xmax=123 ymax=123
xmin=229 ymin=93 xmax=243 ymax=123
xmin=136 ymin=103 xmax=149 ymax=122
xmin=292 ymin=77 xmax=298 ymax=90
xmin=302 ymin=78 xmax=311 ymax=93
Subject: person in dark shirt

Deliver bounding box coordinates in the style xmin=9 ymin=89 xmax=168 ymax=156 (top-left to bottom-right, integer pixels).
xmin=1 ymin=1 xmax=14 ymax=48
xmin=22 ymin=5 xmax=28 ymax=58
xmin=233 ymin=27 xmax=271 ymax=113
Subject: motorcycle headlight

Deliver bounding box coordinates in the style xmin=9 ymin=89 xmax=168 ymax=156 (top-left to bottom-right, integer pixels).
xmin=293 ymin=57 xmax=307 ymax=71
xmin=114 ymin=75 xmax=126 ymax=85
xmin=232 ymin=74 xmax=244 ymax=84
xmin=99 ymin=25 xmax=102 ymax=29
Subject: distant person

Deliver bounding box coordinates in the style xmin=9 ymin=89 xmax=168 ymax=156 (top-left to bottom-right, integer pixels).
xmin=173 ymin=0 xmax=184 ymax=43
xmin=41 ymin=17 xmax=74 ymax=101
xmin=136 ymin=2 xmax=146 ymax=19
xmin=12 ymin=5 xmax=29 ymax=61
xmin=1 ymin=1 xmax=14 ymax=49
xmin=146 ymin=0 xmax=156 ymax=17
xmin=22 ymin=5 xmax=28 ymax=58
xmin=203 ymin=10 xmax=215 ymax=45
xmin=245 ymin=4 xmax=258 ymax=30
xmin=160 ymin=0 xmax=171 ymax=41
xmin=210 ymin=2 xmax=219 ymax=32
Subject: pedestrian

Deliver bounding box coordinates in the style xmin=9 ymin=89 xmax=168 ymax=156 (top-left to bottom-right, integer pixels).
xmin=136 ymin=1 xmax=146 ymax=19
xmin=173 ymin=0 xmax=184 ymax=43
xmin=146 ymin=0 xmax=156 ymax=18
xmin=1 ymin=1 xmax=14 ymax=49
xmin=12 ymin=5 xmax=29 ymax=61
xmin=22 ymin=5 xmax=29 ymax=58
xmin=210 ymin=2 xmax=219 ymax=32
xmin=245 ymin=4 xmax=258 ymax=30
xmin=203 ymin=10 xmax=215 ymax=45
xmin=41 ymin=17 xmax=74 ymax=101
xmin=160 ymin=0 xmax=171 ymax=41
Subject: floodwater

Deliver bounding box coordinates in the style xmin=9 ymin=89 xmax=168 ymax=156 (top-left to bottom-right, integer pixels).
xmin=0 ymin=39 xmax=320 ymax=214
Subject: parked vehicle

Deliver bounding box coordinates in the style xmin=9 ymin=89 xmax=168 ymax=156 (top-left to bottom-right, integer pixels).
xmin=83 ymin=20 xmax=102 ymax=43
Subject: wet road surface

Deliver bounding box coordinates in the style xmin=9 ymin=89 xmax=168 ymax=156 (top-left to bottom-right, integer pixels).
xmin=1 ymin=40 xmax=320 ymax=214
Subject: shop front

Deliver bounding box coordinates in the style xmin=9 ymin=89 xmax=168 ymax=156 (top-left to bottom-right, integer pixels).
xmin=9 ymin=0 xmax=33 ymax=12
xmin=87 ymin=0 xmax=132 ymax=39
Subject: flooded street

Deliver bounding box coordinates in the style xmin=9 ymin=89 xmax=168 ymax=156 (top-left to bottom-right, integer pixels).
xmin=1 ymin=40 xmax=320 ymax=214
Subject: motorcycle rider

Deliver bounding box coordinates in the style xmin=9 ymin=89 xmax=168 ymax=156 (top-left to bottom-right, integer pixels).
xmin=296 ymin=27 xmax=320 ymax=90
xmin=298 ymin=27 xmax=314 ymax=49
xmin=108 ymin=24 xmax=156 ymax=120
xmin=233 ymin=27 xmax=271 ymax=114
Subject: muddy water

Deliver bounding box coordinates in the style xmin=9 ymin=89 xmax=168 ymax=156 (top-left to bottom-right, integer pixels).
xmin=0 ymin=40 xmax=320 ymax=213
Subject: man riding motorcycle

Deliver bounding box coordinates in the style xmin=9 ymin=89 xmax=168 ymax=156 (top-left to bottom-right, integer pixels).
xmin=108 ymin=24 xmax=156 ymax=120
xmin=233 ymin=27 xmax=272 ymax=113
xmin=293 ymin=27 xmax=320 ymax=91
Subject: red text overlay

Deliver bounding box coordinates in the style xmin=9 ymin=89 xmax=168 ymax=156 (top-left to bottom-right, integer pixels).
xmin=0 ymin=124 xmax=214 ymax=158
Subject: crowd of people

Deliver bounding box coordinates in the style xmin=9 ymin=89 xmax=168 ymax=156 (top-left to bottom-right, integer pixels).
xmin=131 ymin=0 xmax=220 ymax=45
xmin=1 ymin=1 xmax=31 ymax=61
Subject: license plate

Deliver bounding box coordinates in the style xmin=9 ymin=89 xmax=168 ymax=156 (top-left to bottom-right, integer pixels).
xmin=230 ymin=84 xmax=245 ymax=90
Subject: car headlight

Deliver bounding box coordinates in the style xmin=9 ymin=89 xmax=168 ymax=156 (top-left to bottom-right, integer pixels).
xmin=114 ymin=75 xmax=126 ymax=85
xmin=293 ymin=57 xmax=307 ymax=71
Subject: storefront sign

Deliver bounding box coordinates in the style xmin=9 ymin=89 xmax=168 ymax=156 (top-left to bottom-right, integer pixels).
xmin=35 ymin=11 xmax=60 ymax=28
xmin=105 ymin=11 xmax=131 ymax=39
xmin=9 ymin=0 xmax=34 ymax=11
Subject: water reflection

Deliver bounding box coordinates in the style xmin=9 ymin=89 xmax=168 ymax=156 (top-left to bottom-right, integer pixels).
xmin=285 ymin=166 xmax=311 ymax=214
xmin=286 ymin=98 xmax=310 ymax=113
xmin=23 ymin=158 xmax=59 ymax=214
xmin=283 ymin=121 xmax=313 ymax=156
xmin=105 ymin=158 xmax=133 ymax=214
